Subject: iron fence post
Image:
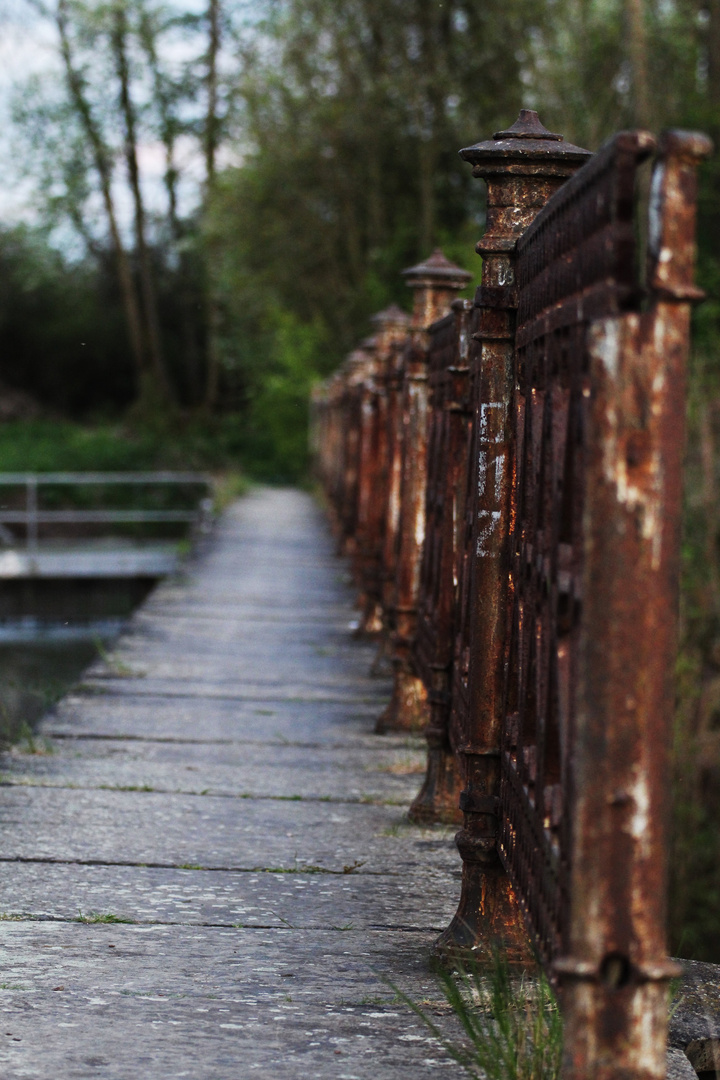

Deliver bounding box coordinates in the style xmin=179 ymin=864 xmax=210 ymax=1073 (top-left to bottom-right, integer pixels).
xmin=410 ymin=297 xmax=473 ymax=823
xmin=377 ymin=250 xmax=471 ymax=733
xmin=557 ymin=128 xmax=712 ymax=1080
xmin=436 ymin=111 xmax=591 ymax=962
xmin=355 ymin=308 xmax=411 ymax=636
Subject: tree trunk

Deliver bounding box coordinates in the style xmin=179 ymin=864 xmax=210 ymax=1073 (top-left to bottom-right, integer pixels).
xmin=625 ymin=0 xmax=651 ymax=128
xmin=700 ymin=400 xmax=720 ymax=615
xmin=112 ymin=0 xmax=172 ymax=404
xmin=204 ymin=0 xmax=222 ymax=410
xmin=138 ymin=5 xmax=180 ymax=241
xmin=418 ymin=137 xmax=436 ymax=255
xmin=708 ymin=0 xmax=720 ymax=114
xmin=56 ymin=0 xmax=146 ymax=387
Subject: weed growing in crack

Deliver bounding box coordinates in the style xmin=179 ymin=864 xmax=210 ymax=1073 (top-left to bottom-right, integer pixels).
xmin=342 ymin=860 xmax=365 ymax=874
xmin=76 ymin=912 xmax=134 ymax=924
xmin=92 ymin=638 xmax=140 ymax=678
xmin=99 ymin=784 xmax=155 ymax=793
xmin=358 ymin=994 xmax=403 ymax=1007
xmin=382 ymin=820 xmax=407 ymax=837
xmin=389 ymin=950 xmax=563 ymax=1080
xmin=16 ymin=722 xmax=53 ymax=756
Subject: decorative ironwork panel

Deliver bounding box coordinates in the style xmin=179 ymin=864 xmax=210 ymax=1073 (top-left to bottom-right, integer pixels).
xmin=499 ymin=132 xmax=655 ymax=967
xmin=415 ymin=309 xmax=461 ymax=687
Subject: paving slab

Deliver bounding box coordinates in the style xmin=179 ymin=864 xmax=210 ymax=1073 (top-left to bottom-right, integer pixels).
xmin=74 ymin=678 xmax=390 ymax=704
xmin=46 ymin=696 xmax=399 ymax=744
xmin=0 ymin=925 xmax=462 ymax=1080
xmin=1 ymin=737 xmax=427 ymax=802
xmin=0 ymin=863 xmax=459 ymax=930
xmin=0 ymin=488 xmax=463 ymax=1078
xmin=0 ymin=784 xmax=457 ymax=874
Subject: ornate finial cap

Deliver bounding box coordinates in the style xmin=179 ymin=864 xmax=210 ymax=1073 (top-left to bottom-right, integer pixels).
xmin=493 ymin=109 xmax=562 ymax=140
xmin=371 ymin=303 xmax=410 ymax=329
xmin=402 ymin=248 xmax=472 ymax=290
xmin=459 ymin=109 xmax=592 ymax=174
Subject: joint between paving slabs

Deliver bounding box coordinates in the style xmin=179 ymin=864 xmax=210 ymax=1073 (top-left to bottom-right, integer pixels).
xmin=0 ymin=913 xmax=448 ymax=932
xmin=0 ymin=780 xmax=414 ymax=807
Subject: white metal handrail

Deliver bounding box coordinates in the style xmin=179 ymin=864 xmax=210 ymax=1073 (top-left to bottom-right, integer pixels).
xmin=0 ymin=472 xmax=213 ymax=553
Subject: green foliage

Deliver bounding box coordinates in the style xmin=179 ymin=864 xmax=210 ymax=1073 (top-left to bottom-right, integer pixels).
xmin=669 ymin=339 xmax=720 ymax=963
xmin=0 ymin=226 xmax=135 ymax=415
xmin=395 ymin=952 xmax=563 ymax=1080
xmin=0 ymin=417 xmax=252 ymax=475
xmin=75 ymin=912 xmax=134 ymax=924
xmin=241 ymin=309 xmax=328 ymax=482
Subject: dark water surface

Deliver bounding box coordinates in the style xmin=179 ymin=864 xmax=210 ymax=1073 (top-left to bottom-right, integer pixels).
xmin=0 ymin=621 xmax=124 ymax=742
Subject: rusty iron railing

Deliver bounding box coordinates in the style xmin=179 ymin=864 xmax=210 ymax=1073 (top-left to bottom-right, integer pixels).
xmin=409 ymin=298 xmax=473 ymax=823
xmin=310 ymin=108 xmax=710 ymax=1080
xmin=376 ymin=251 xmax=471 ymax=734
xmin=504 ymin=127 xmax=710 ymax=1080
xmin=437 ymin=111 xmax=592 ymax=964
xmin=353 ymin=308 xmax=410 ymax=636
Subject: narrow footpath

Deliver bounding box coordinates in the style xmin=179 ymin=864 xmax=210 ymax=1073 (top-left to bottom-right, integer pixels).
xmin=0 ymin=488 xmax=461 ymax=1079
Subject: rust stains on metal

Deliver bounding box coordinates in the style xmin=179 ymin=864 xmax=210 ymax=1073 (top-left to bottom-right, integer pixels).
xmin=437 ymin=110 xmax=591 ymax=966
xmin=376 ymin=250 xmax=471 ymax=734
xmin=311 ymin=107 xmax=711 ymax=1080
xmin=552 ymin=129 xmax=709 ymax=1080
xmin=410 ymin=297 xmax=473 ymax=824
xmin=354 ymin=306 xmax=410 ymax=636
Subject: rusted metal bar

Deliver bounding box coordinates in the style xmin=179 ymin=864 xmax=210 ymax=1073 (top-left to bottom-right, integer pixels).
xmin=378 ymin=321 xmax=409 ymax=670
xmin=436 ymin=111 xmax=591 ymax=962
xmin=410 ymin=297 xmax=473 ymax=823
xmin=497 ymin=130 xmax=656 ymax=978
xmin=348 ymin=337 xmax=379 ymax=600
xmin=376 ymin=250 xmax=471 ymax=733
xmin=337 ymin=345 xmax=374 ymax=558
xmin=354 ymin=307 xmax=410 ymax=635
xmin=311 ymin=107 xmax=710 ymax=1080
xmin=555 ymin=130 xmax=708 ymax=1080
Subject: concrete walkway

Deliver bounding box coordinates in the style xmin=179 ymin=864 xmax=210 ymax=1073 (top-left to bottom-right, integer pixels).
xmin=0 ymin=488 xmax=461 ymax=1079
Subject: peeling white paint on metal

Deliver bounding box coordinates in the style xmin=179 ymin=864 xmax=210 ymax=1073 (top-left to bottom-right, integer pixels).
xmin=415 ymin=505 xmax=425 ymax=548
xmin=631 ymin=987 xmax=665 ymax=1074
xmin=452 ymin=496 xmax=459 ymax=589
xmin=648 ymin=164 xmax=665 ymax=258
xmin=594 ymin=317 xmax=620 ymax=380
xmin=497 ymin=263 xmax=515 ymax=286
xmin=478 ymin=450 xmax=505 ymax=501
xmin=479 ymin=401 xmax=505 ymax=441
xmin=589 ymin=317 xmax=664 ymax=570
xmin=626 ymin=768 xmax=651 ymax=859
xmin=476 ymin=510 xmax=501 ymax=556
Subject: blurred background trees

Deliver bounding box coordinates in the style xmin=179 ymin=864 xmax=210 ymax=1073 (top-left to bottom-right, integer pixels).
xmin=5 ymin=0 xmax=719 ymax=448
xmin=2 ymin=0 xmax=720 ymax=956
xmin=3 ymin=0 xmax=719 ymax=465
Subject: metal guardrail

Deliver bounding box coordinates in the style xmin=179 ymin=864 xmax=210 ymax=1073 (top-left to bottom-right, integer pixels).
xmin=313 ymin=109 xmax=711 ymax=1080
xmin=0 ymin=472 xmax=213 ymax=553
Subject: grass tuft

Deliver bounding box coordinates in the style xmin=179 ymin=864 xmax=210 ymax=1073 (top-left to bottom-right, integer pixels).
xmin=389 ymin=950 xmax=563 ymax=1080
xmin=75 ymin=912 xmax=134 ymax=924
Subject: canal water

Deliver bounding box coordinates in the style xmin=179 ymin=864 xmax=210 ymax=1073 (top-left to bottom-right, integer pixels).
xmin=0 ymin=620 xmax=125 ymax=744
